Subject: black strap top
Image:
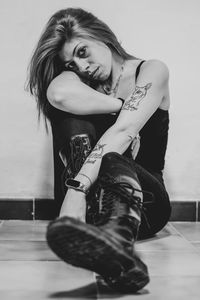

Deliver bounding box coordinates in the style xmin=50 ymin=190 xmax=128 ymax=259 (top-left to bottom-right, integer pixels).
xmin=135 ymin=60 xmax=145 ymax=81
xmin=134 ymin=60 xmax=169 ymax=173
xmin=48 ymin=60 xmax=169 ymax=174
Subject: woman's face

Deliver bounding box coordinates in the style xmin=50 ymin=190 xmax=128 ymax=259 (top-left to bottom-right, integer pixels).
xmin=59 ymin=37 xmax=113 ymax=82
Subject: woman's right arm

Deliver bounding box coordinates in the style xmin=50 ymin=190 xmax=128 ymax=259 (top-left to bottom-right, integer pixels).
xmin=47 ymin=71 xmax=122 ymax=115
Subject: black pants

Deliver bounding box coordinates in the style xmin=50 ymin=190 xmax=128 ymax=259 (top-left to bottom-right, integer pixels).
xmin=51 ymin=113 xmax=171 ymax=240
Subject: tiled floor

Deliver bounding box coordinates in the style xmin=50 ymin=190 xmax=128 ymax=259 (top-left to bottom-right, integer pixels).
xmin=0 ymin=221 xmax=200 ymax=299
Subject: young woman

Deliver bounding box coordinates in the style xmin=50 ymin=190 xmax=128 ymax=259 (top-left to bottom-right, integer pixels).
xmin=27 ymin=8 xmax=171 ymax=293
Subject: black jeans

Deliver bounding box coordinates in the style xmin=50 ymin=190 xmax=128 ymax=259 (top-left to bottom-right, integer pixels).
xmin=51 ymin=112 xmax=171 ymax=240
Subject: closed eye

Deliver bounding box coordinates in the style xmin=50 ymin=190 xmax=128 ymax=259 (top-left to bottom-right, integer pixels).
xmin=66 ymin=61 xmax=77 ymax=70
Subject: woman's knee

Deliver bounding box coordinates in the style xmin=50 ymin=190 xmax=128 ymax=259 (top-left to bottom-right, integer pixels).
xmin=52 ymin=115 xmax=97 ymax=146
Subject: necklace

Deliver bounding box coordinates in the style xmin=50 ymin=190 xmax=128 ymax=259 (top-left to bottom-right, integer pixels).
xmin=102 ymin=60 xmax=125 ymax=97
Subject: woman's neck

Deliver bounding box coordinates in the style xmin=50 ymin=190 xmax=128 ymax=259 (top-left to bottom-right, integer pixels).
xmin=99 ymin=52 xmax=126 ymax=96
xmin=110 ymin=52 xmax=125 ymax=87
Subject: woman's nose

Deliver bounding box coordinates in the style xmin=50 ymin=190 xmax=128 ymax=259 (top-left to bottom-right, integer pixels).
xmin=75 ymin=58 xmax=90 ymax=74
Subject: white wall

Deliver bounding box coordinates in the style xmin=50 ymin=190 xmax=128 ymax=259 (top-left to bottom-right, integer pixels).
xmin=0 ymin=0 xmax=200 ymax=200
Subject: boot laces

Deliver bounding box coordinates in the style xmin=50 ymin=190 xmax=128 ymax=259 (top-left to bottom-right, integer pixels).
xmin=95 ymin=173 xmax=155 ymax=227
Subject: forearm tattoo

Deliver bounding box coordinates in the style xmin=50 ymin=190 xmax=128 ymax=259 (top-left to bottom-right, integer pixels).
xmin=122 ymin=83 xmax=152 ymax=111
xmin=84 ymin=142 xmax=106 ymax=164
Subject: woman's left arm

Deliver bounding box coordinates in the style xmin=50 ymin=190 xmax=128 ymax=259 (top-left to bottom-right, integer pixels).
xmin=74 ymin=60 xmax=169 ymax=186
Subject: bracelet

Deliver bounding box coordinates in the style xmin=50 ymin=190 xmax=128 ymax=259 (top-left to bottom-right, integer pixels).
xmin=78 ymin=173 xmax=93 ymax=186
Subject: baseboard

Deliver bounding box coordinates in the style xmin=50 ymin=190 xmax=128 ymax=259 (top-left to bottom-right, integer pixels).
xmin=0 ymin=199 xmax=199 ymax=221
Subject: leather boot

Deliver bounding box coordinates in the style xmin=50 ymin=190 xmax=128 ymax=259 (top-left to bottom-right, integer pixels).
xmin=93 ymin=152 xmax=149 ymax=292
xmin=59 ymin=133 xmax=99 ymax=222
xmin=46 ymin=152 xmax=149 ymax=293
xmin=60 ymin=133 xmax=93 ymax=193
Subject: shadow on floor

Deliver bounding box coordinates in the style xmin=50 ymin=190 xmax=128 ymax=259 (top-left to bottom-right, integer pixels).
xmin=137 ymin=225 xmax=173 ymax=244
xmin=49 ymin=282 xmax=97 ymax=299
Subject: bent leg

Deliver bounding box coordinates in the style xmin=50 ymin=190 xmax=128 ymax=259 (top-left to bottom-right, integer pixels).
xmin=47 ymin=151 xmax=150 ymax=293
xmin=51 ymin=115 xmax=97 ymax=214
xmin=51 ymin=113 xmax=115 ymax=216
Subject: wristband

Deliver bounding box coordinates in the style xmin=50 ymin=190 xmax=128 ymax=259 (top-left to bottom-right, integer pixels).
xmin=65 ymin=179 xmax=89 ymax=194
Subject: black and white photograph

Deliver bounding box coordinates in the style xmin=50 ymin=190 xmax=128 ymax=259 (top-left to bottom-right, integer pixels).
xmin=0 ymin=0 xmax=200 ymax=299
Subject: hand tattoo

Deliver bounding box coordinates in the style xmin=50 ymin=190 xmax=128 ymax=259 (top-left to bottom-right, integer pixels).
xmin=122 ymin=83 xmax=152 ymax=111
xmin=85 ymin=142 xmax=106 ymax=164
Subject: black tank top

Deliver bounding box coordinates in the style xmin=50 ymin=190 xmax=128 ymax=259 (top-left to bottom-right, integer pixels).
xmin=48 ymin=60 xmax=169 ymax=174
xmin=134 ymin=60 xmax=169 ymax=173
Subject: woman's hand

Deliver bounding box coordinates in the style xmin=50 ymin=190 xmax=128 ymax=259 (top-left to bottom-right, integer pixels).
xmin=59 ymin=188 xmax=87 ymax=222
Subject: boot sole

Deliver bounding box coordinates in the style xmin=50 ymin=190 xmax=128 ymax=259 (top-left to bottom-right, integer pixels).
xmin=46 ymin=216 xmax=149 ymax=293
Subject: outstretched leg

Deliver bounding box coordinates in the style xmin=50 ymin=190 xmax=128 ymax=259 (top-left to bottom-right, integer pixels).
xmin=46 ymin=152 xmax=150 ymax=293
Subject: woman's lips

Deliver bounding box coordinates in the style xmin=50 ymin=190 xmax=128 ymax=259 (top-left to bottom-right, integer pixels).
xmin=91 ymin=67 xmax=100 ymax=79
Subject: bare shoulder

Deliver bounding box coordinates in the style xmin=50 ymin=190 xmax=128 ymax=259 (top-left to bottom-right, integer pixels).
xmin=144 ymin=59 xmax=169 ymax=74
xmin=136 ymin=59 xmax=170 ymax=109
xmin=138 ymin=59 xmax=169 ymax=84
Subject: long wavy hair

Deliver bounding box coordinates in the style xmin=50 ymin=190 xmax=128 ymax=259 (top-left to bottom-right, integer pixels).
xmin=26 ymin=7 xmax=133 ymax=122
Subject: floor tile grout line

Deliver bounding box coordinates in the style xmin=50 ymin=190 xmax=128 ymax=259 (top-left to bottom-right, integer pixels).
xmin=169 ymin=223 xmax=200 ymax=256
xmin=191 ymin=241 xmax=200 ymax=244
